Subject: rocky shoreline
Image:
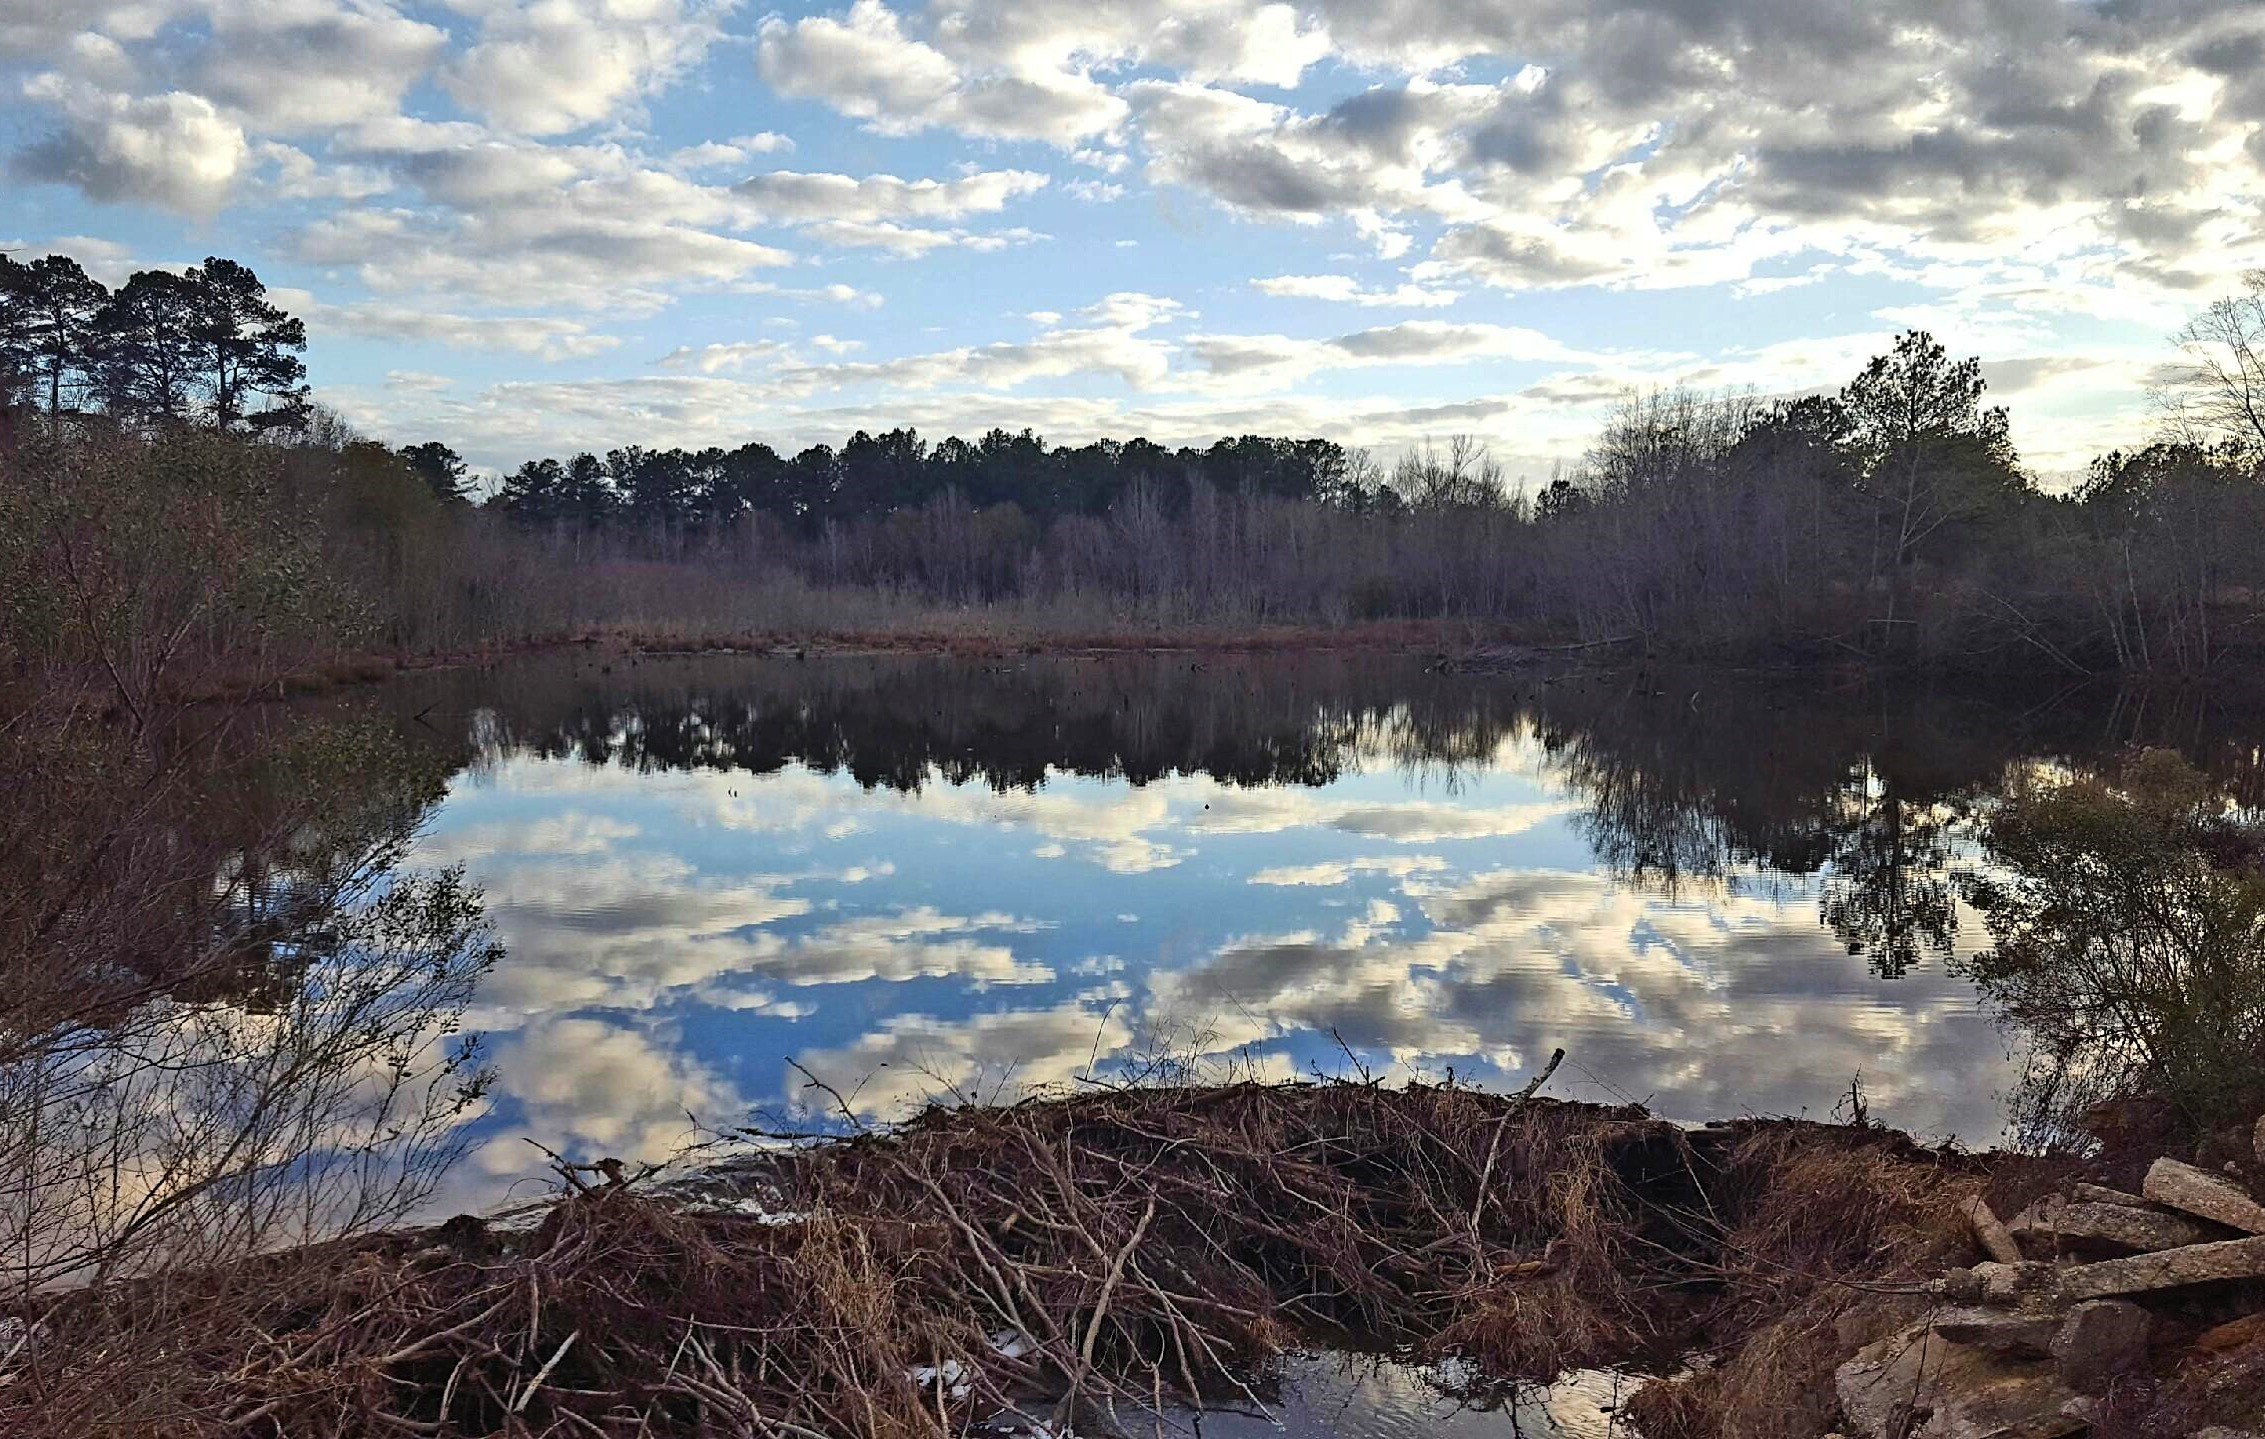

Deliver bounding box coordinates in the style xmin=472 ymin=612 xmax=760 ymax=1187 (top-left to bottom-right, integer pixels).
xmin=1820 ymin=1138 xmax=2265 ymax=1439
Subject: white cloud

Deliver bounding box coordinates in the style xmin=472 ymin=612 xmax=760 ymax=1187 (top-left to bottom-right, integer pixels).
xmin=791 ymin=1001 xmax=1133 ymax=1118
xmin=15 ymin=77 xmax=247 ymax=213
xmin=198 ymin=0 xmax=447 ymax=133
xmin=735 ymin=168 xmax=1049 ymax=224
xmin=658 ymin=340 xmax=791 ymax=374
xmin=756 ymin=0 xmax=1127 ymax=147
xmin=305 ymin=299 xmax=625 ymax=361
xmin=444 ymin=0 xmax=729 ymax=136
xmin=1187 ymin=318 xmax=1587 ymax=387
xmin=1254 ymin=274 xmax=1458 ymax=307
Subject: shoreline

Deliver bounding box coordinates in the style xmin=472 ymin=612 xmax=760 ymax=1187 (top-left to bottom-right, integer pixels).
xmin=13 ymin=1080 xmax=2261 ymax=1437
xmin=184 ymin=614 xmax=2176 ymax=708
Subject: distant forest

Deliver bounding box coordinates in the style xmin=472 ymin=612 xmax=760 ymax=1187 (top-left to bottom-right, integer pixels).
xmin=7 ymin=251 xmax=2265 ymax=676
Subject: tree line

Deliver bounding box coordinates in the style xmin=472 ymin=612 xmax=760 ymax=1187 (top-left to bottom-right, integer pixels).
xmin=0 ymin=252 xmax=309 ymax=433
xmin=484 ymin=430 xmax=1382 ymax=532
xmin=8 ymin=250 xmax=2265 ymax=675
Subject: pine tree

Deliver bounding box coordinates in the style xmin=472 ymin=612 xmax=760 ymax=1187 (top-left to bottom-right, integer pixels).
xmin=398 ymin=441 xmax=471 ymax=503
xmin=187 ymin=257 xmax=308 ymax=432
xmin=96 ymin=269 xmax=207 ymax=428
xmin=3 ymin=255 xmax=108 ymax=420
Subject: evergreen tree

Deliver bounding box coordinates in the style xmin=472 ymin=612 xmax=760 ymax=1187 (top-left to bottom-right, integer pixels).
xmin=494 ymin=457 xmax=567 ymax=521
xmin=0 ymin=254 xmax=31 ymax=412
xmin=397 ymin=441 xmax=470 ymax=503
xmin=187 ymin=257 xmax=308 ymax=432
xmin=3 ymin=255 xmax=108 ymax=420
xmin=1839 ymin=330 xmax=2021 ymax=570
xmin=96 ymin=269 xmax=206 ymax=428
xmin=564 ymin=452 xmax=615 ymax=525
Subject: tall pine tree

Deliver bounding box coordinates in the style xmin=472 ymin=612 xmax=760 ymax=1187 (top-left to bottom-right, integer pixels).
xmin=96 ymin=269 xmax=206 ymax=428
xmin=188 ymin=257 xmax=308 ymax=432
xmin=2 ymin=255 xmax=108 ymax=420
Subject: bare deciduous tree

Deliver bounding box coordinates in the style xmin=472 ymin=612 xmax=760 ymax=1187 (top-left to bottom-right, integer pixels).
xmin=2160 ymin=268 xmax=2265 ymax=454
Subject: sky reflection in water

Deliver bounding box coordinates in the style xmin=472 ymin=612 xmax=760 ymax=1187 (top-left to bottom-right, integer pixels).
xmin=386 ymin=654 xmax=2104 ymax=1211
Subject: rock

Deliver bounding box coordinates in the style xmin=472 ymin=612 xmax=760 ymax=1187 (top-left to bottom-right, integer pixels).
xmin=1834 ymin=1325 xmax=2087 ymax=1439
xmin=2005 ymin=1195 xmax=2062 ymax=1238
xmin=1963 ymin=1195 xmax=2024 ymax=1264
xmin=2195 ymin=1429 xmax=2265 ymax=1439
xmin=1929 ymin=1306 xmax=2060 ymax=1356
xmin=2192 ymin=1310 xmax=2265 ymax=1355
xmin=1974 ymin=1260 xmax=2060 ymax=1305
xmin=2047 ymin=1201 xmax=2227 ymax=1253
xmin=1932 ymin=1268 xmax=1989 ymax=1303
xmin=2069 ymin=1182 xmax=2149 ymax=1208
xmin=2058 ymin=1235 xmax=2265 ymax=1300
xmin=2048 ymin=1299 xmax=2150 ymax=1394
xmin=2142 ymin=1158 xmax=2265 ymax=1233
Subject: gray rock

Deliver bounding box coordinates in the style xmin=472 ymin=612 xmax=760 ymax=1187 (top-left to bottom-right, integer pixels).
xmin=1974 ymin=1260 xmax=2060 ymax=1306
xmin=1932 ymin=1267 xmax=1989 ymax=1303
xmin=2143 ymin=1158 xmax=2265 ymax=1234
xmin=2048 ymin=1299 xmax=2150 ymax=1394
xmin=1929 ymin=1306 xmax=2060 ymax=1356
xmin=2005 ymin=1195 xmax=2060 ymax=1234
xmin=2194 ymin=1428 xmax=2265 ymax=1439
xmin=2069 ymin=1182 xmax=2149 ymax=1208
xmin=1834 ymin=1325 xmax=2087 ymax=1439
xmin=2047 ymin=1201 xmax=2226 ymax=1253
xmin=1963 ymin=1195 xmax=2024 ymax=1264
xmin=2058 ymin=1234 xmax=2265 ymax=1299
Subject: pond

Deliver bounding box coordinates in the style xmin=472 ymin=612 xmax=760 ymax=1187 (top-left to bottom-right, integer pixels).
xmin=345 ymin=651 xmax=2265 ymax=1217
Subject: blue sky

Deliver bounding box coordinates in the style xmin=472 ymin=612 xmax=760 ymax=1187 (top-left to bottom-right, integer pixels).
xmin=7 ymin=0 xmax=2262 ymax=478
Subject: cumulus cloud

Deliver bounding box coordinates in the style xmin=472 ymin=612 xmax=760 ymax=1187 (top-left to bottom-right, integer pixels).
xmin=765 ymin=292 xmax=1187 ymax=396
xmin=1247 ymin=855 xmax=1449 ymax=887
xmin=1149 ymin=867 xmax=2013 ymax=1138
xmin=482 ymin=1016 xmax=745 ymax=1169
xmin=198 ymin=0 xmax=447 ymax=133
xmin=14 ymin=78 xmax=247 ymax=212
xmin=291 ymin=203 xmax=794 ymax=311
xmin=306 ymin=299 xmax=626 ymax=360
xmin=658 ymin=340 xmax=793 ymax=373
xmin=1188 ymin=318 xmax=1586 ymax=387
xmin=791 ymin=1002 xmax=1134 ymax=1119
xmin=444 ymin=0 xmax=729 ymax=136
xmin=755 ymin=0 xmax=1127 ymax=147
xmin=735 ymin=168 xmax=1049 ymax=224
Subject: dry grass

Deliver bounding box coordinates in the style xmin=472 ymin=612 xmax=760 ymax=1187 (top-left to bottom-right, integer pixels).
xmin=0 ymin=1084 xmax=1994 ymax=1439
xmin=1620 ymin=1124 xmax=1984 ymax=1439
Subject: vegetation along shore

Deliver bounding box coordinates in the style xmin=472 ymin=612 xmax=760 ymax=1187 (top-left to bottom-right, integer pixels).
xmin=11 ymin=256 xmax=2265 ymax=683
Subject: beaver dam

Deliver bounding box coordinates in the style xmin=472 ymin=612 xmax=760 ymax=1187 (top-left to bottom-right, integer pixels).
xmin=11 ymin=1079 xmax=2263 ymax=1437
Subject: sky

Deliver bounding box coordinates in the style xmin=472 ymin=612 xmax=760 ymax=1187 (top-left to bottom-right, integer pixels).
xmin=6 ymin=0 xmax=2263 ymax=480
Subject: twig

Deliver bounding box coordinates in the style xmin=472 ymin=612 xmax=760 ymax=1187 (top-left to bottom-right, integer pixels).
xmin=1470 ymin=1048 xmax=1566 ymax=1246
xmin=511 ymin=1329 xmax=581 ymax=1414
xmin=786 ymin=1056 xmax=866 ymax=1131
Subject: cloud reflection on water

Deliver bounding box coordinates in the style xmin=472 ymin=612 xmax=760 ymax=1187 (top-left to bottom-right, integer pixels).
xmin=397 ymin=659 xmax=2045 ymax=1208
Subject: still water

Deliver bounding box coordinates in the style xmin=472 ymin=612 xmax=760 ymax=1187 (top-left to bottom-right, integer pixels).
xmin=360 ymin=651 xmax=2261 ymax=1216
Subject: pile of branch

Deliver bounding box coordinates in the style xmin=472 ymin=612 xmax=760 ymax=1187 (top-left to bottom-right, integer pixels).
xmin=0 ymin=1081 xmax=1983 ymax=1438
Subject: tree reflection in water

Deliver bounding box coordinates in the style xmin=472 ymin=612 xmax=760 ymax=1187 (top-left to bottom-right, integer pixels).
xmin=1962 ymin=749 xmax=2265 ymax=1149
xmin=397 ymin=650 xmax=2265 ymax=1003
xmin=1 ymin=709 xmax=495 ymax=1292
